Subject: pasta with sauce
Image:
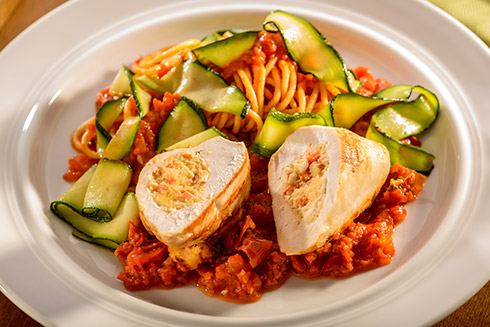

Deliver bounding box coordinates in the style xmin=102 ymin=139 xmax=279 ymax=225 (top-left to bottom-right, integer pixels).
xmin=71 ymin=31 xmax=350 ymax=159
xmin=52 ymin=10 xmax=436 ymax=303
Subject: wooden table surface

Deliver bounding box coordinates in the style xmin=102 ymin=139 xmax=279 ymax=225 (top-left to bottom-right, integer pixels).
xmin=0 ymin=0 xmax=489 ymax=326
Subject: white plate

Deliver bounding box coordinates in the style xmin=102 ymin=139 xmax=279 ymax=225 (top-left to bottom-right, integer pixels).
xmin=1 ymin=0 xmax=489 ymax=326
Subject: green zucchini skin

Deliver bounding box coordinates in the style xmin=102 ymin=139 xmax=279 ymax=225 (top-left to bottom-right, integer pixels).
xmin=65 ymin=192 xmax=139 ymax=250
xmin=366 ymin=86 xmax=439 ymax=175
xmin=155 ymin=96 xmax=208 ymax=153
xmin=51 ymin=165 xmax=97 ymax=218
xmin=263 ymin=10 xmax=352 ymax=92
xmin=127 ymin=66 xmax=151 ymax=118
xmin=324 ymin=84 xmax=439 ymax=174
xmin=103 ymin=115 xmax=141 ymax=160
xmin=82 ymin=158 xmax=132 ymax=221
xmin=193 ymin=31 xmax=259 ymax=68
xmin=95 ymin=97 xmax=128 ymax=154
xmin=366 ymin=122 xmax=436 ymax=175
xmin=108 ymin=66 xmax=132 ymax=96
xmin=136 ymin=60 xmax=250 ymax=119
xmin=251 ymin=108 xmax=326 ymax=157
xmin=72 ymin=229 xmax=120 ymax=250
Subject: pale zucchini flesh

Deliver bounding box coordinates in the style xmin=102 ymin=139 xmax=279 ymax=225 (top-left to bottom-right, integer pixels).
xmin=264 ymin=10 xmax=351 ymax=92
xmin=193 ymin=31 xmax=258 ymax=67
xmin=251 ymin=108 xmax=326 ymax=157
xmin=139 ymin=60 xmax=250 ymax=119
xmin=156 ymin=96 xmax=208 ymax=153
xmin=59 ymin=192 xmax=139 ymax=250
xmin=82 ymin=159 xmax=132 ymax=221
xmin=103 ymin=115 xmax=141 ymax=160
xmin=108 ymin=66 xmax=132 ymax=96
xmin=165 ymin=127 xmax=228 ymax=151
xmin=95 ymin=97 xmax=128 ymax=154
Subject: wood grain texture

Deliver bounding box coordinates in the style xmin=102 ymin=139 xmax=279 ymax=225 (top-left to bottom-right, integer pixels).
xmin=0 ymin=0 xmax=22 ymax=30
xmin=0 ymin=0 xmax=68 ymax=50
xmin=0 ymin=0 xmax=488 ymax=326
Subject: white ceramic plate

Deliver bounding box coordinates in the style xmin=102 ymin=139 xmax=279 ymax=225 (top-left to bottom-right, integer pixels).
xmin=1 ymin=0 xmax=489 ymax=326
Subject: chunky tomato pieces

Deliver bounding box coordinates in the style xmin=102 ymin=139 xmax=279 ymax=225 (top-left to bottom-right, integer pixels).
xmin=116 ymin=154 xmax=425 ymax=302
xmin=353 ymin=66 xmax=392 ymax=97
xmin=63 ymin=154 xmax=98 ymax=182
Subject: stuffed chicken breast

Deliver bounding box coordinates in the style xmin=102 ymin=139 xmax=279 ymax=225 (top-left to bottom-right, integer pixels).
xmin=136 ymin=137 xmax=251 ymax=248
xmin=268 ymin=126 xmax=390 ymax=255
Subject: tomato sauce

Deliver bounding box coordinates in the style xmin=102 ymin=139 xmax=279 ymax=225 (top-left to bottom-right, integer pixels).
xmin=115 ymin=154 xmax=425 ymax=302
xmin=63 ymin=154 xmax=98 ymax=182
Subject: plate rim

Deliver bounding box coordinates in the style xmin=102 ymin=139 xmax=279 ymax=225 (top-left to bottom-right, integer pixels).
xmin=1 ymin=0 xmax=490 ymax=326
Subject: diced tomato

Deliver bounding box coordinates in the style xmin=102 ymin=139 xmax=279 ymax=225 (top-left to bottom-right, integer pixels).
xmin=153 ymin=92 xmax=180 ymax=116
xmin=95 ymin=87 xmax=116 ymax=110
xmin=238 ymin=237 xmax=273 ymax=268
xmin=239 ymin=215 xmax=256 ymax=242
xmin=353 ymin=66 xmax=392 ymax=96
xmin=179 ymin=191 xmax=193 ymax=201
xmin=63 ymin=154 xmax=98 ymax=182
xmin=293 ymin=196 xmax=309 ymax=208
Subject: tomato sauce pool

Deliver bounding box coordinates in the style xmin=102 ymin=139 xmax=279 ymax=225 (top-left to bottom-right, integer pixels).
xmin=114 ymin=153 xmax=425 ymax=303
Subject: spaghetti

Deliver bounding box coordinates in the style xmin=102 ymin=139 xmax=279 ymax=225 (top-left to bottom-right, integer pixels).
xmin=70 ymin=30 xmax=341 ymax=158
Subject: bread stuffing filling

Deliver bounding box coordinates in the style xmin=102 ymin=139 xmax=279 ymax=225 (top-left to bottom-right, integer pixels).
xmin=283 ymin=144 xmax=330 ymax=221
xmin=148 ymin=151 xmax=209 ymax=211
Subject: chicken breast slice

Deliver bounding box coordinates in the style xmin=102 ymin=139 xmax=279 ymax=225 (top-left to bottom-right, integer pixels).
xmin=136 ymin=137 xmax=251 ymax=248
xmin=268 ymin=126 xmax=390 ymax=255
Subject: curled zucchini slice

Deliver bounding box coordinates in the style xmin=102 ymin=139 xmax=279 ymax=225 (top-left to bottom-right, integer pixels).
xmin=51 ymin=165 xmax=97 ymax=219
xmin=54 ymin=190 xmax=139 ymax=250
xmin=71 ymin=192 xmax=140 ymax=250
xmin=318 ymin=84 xmax=439 ymax=174
xmin=366 ymin=86 xmax=439 ymax=175
xmin=95 ymin=97 xmax=128 ymax=154
xmin=135 ymin=60 xmax=250 ymax=119
xmin=51 ymin=159 xmax=133 ymax=223
xmin=370 ymin=86 xmax=439 ymax=140
xmin=155 ymin=96 xmax=208 ymax=153
xmin=263 ymin=10 xmax=352 ymax=92
xmin=366 ymin=124 xmax=436 ymax=175
xmin=323 ymin=84 xmax=438 ymax=128
xmin=193 ymin=31 xmax=259 ymax=68
xmin=108 ymin=65 xmax=151 ymax=117
xmin=81 ymin=159 xmax=132 ymax=221
xmin=251 ymin=108 xmax=326 ymax=157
